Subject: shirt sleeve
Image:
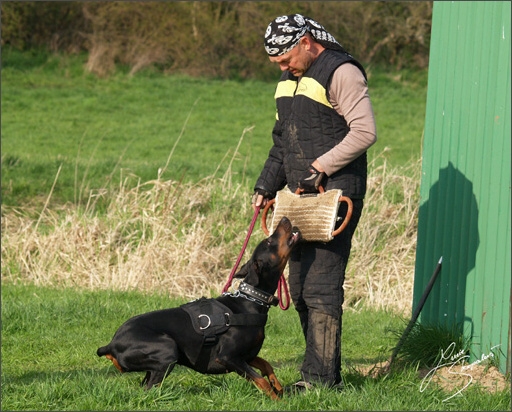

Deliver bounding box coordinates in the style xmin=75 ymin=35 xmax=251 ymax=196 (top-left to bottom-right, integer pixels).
xmin=316 ymin=63 xmax=377 ymax=176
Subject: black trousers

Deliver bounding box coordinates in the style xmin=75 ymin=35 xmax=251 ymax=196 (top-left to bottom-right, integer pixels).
xmin=288 ymin=199 xmax=363 ymax=386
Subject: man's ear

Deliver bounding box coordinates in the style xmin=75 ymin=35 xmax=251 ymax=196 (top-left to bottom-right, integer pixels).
xmin=301 ymin=34 xmax=312 ymax=51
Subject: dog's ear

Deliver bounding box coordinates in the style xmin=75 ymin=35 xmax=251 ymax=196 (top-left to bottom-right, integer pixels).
xmin=234 ymin=262 xmax=249 ymax=279
xmin=234 ymin=260 xmax=260 ymax=286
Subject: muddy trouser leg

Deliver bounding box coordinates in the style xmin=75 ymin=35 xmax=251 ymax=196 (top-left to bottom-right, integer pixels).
xmin=289 ymin=200 xmax=363 ymax=386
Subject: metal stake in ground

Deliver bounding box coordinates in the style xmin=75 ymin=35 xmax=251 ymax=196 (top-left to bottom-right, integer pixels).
xmin=382 ymin=256 xmax=443 ymax=373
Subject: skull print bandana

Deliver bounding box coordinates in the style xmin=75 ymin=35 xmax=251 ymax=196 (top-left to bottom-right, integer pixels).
xmin=264 ymin=14 xmax=345 ymax=56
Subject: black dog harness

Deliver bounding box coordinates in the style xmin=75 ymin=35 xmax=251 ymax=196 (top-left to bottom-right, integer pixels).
xmin=181 ymin=282 xmax=278 ymax=350
xmin=182 ymin=297 xmax=264 ymax=346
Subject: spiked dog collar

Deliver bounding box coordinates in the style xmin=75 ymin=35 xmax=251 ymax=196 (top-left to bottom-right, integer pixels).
xmin=238 ymin=282 xmax=280 ymax=307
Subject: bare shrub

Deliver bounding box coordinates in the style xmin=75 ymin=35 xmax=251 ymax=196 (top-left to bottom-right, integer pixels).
xmin=363 ymin=2 xmax=433 ymax=69
xmin=78 ymin=1 xmax=431 ymax=78
xmin=3 ymin=2 xmax=432 ymax=77
xmin=82 ymin=2 xmax=187 ymax=77
xmin=1 ymin=153 xmax=420 ymax=314
xmin=1 ymin=2 xmax=87 ymax=53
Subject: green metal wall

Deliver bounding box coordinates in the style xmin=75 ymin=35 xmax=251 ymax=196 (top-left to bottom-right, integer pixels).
xmin=414 ymin=1 xmax=510 ymax=374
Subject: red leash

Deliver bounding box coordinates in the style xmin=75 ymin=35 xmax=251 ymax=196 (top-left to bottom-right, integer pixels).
xmin=277 ymin=272 xmax=290 ymax=310
xmin=222 ymin=206 xmax=290 ymax=310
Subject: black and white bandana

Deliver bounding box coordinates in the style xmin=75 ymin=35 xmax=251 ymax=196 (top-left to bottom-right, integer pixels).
xmin=264 ymin=14 xmax=345 ymax=56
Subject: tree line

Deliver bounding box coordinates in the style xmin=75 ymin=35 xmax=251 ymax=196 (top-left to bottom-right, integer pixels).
xmin=1 ymin=1 xmax=432 ymax=79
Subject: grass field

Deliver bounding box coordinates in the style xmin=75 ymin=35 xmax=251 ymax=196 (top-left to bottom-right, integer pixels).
xmin=2 ymin=283 xmax=509 ymax=411
xmin=2 ymin=50 xmax=510 ymax=410
xmin=1 ymin=49 xmax=427 ymax=207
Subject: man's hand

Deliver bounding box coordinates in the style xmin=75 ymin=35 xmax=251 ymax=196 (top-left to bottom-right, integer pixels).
xmin=252 ymin=189 xmax=273 ymax=211
xmin=298 ymin=164 xmax=325 ymax=193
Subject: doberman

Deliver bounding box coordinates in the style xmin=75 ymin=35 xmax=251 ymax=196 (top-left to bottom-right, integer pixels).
xmin=97 ymin=217 xmax=301 ymax=400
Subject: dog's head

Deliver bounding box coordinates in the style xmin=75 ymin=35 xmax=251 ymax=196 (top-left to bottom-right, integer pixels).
xmin=234 ymin=217 xmax=301 ymax=293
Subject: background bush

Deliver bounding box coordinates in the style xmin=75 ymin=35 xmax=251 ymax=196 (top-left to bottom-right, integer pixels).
xmin=1 ymin=1 xmax=432 ymax=79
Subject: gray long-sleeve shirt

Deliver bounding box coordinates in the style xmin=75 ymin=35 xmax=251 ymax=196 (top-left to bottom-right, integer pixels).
xmin=318 ymin=63 xmax=377 ymax=176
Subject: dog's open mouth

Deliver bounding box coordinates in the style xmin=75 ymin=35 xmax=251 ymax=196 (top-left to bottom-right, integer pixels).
xmin=288 ymin=228 xmax=302 ymax=246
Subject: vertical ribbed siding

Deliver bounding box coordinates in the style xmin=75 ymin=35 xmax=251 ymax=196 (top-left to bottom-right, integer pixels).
xmin=414 ymin=1 xmax=510 ymax=374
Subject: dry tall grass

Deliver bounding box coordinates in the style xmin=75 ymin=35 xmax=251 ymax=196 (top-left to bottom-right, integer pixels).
xmin=1 ymin=156 xmax=420 ymax=315
xmin=347 ymin=156 xmax=420 ymax=314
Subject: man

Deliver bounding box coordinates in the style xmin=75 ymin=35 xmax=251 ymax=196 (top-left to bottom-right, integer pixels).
xmin=252 ymin=14 xmax=377 ymax=392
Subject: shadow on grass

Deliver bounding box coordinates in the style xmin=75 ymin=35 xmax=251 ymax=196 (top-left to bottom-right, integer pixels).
xmin=3 ymin=367 xmax=117 ymax=387
xmin=3 ymin=365 xmax=234 ymax=396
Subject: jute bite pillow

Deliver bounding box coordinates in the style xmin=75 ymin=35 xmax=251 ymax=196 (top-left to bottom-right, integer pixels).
xmin=261 ymin=187 xmax=353 ymax=242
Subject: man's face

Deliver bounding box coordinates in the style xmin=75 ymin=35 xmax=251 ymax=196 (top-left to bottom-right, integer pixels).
xmin=268 ymin=37 xmax=313 ymax=77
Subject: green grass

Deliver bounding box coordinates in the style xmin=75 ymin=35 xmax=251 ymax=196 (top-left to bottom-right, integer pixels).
xmin=2 ymin=49 xmax=427 ymax=208
xmin=2 ymin=283 xmax=509 ymax=411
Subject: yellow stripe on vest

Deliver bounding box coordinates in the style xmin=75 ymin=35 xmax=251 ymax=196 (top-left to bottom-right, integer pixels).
xmin=295 ymin=77 xmax=332 ymax=108
xmin=274 ymin=80 xmax=297 ymax=99
xmin=274 ymin=77 xmax=332 ymax=119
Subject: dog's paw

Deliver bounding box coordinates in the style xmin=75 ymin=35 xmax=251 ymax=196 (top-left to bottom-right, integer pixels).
xmin=269 ymin=377 xmax=284 ymax=398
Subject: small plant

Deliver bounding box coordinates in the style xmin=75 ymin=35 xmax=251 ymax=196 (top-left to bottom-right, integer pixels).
xmin=387 ymin=320 xmax=470 ymax=368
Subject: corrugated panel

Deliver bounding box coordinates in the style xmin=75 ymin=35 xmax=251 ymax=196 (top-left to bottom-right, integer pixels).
xmin=414 ymin=1 xmax=511 ymax=374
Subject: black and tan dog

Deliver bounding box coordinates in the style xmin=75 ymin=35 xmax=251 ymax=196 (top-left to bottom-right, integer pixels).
xmin=97 ymin=217 xmax=301 ymax=399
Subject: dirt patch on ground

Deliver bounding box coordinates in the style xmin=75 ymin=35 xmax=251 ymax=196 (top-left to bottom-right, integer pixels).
xmin=417 ymin=363 xmax=509 ymax=393
xmin=358 ymin=362 xmax=510 ymax=394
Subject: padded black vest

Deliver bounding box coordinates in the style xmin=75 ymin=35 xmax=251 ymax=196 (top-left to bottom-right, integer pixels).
xmin=275 ymin=49 xmax=368 ymax=198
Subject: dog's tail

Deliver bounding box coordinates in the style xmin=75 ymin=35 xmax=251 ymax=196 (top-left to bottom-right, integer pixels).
xmin=97 ymin=345 xmax=124 ymax=372
xmin=97 ymin=345 xmax=110 ymax=357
